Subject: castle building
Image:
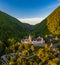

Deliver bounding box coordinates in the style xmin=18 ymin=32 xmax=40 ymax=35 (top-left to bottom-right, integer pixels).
xmin=21 ymin=35 xmax=45 ymax=46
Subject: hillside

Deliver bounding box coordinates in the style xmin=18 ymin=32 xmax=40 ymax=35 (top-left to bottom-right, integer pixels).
xmin=32 ymin=19 xmax=50 ymax=37
xmin=33 ymin=6 xmax=60 ymax=37
xmin=0 ymin=11 xmax=30 ymax=42
xmin=47 ymin=6 xmax=60 ymax=35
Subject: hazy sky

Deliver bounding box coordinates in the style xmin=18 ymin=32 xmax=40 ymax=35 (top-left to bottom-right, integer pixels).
xmin=0 ymin=0 xmax=60 ymax=25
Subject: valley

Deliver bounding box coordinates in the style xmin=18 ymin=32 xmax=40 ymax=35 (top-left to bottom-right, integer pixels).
xmin=0 ymin=6 xmax=60 ymax=65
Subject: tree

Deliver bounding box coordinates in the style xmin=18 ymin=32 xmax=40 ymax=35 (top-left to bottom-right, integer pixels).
xmin=0 ymin=40 xmax=5 ymax=55
xmin=55 ymin=36 xmax=59 ymax=41
xmin=31 ymin=45 xmax=35 ymax=51
xmin=7 ymin=38 xmax=16 ymax=46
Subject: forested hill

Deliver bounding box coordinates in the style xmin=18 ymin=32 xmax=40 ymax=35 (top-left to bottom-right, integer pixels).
xmin=47 ymin=6 xmax=60 ymax=35
xmin=0 ymin=11 xmax=30 ymax=41
xmin=32 ymin=6 xmax=60 ymax=37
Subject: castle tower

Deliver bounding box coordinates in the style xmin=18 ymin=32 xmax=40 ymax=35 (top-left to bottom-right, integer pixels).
xmin=29 ymin=35 xmax=32 ymax=43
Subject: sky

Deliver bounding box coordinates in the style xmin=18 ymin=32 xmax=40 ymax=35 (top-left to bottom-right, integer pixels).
xmin=0 ymin=0 xmax=60 ymax=25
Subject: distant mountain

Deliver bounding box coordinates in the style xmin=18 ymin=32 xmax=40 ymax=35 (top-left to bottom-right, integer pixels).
xmin=23 ymin=23 xmax=34 ymax=31
xmin=32 ymin=6 xmax=60 ymax=37
xmin=0 ymin=11 xmax=30 ymax=42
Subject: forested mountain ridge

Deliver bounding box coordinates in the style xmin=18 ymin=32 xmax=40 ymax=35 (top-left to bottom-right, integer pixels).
xmin=33 ymin=6 xmax=60 ymax=37
xmin=0 ymin=11 xmax=30 ymax=41
xmin=47 ymin=6 xmax=60 ymax=35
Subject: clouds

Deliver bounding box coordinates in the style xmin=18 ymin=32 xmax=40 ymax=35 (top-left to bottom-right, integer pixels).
xmin=17 ymin=18 xmax=44 ymax=25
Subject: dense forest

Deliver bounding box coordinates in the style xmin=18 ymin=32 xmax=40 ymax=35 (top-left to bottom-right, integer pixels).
xmin=47 ymin=6 xmax=60 ymax=35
